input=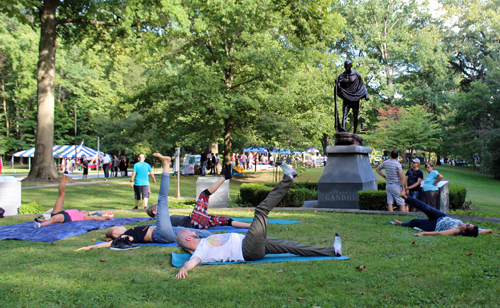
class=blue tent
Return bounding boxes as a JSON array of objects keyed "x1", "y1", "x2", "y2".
[
  {"x1": 243, "y1": 146, "x2": 268, "y2": 154},
  {"x1": 307, "y1": 148, "x2": 320, "y2": 153},
  {"x1": 292, "y1": 150, "x2": 302, "y2": 155}
]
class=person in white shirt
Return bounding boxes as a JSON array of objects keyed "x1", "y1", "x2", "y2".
[
  {"x1": 101, "y1": 151, "x2": 111, "y2": 180},
  {"x1": 175, "y1": 162, "x2": 342, "y2": 279}
]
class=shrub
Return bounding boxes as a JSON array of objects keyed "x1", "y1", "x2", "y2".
[
  {"x1": 449, "y1": 184, "x2": 467, "y2": 210},
  {"x1": 377, "y1": 181, "x2": 386, "y2": 190},
  {"x1": 358, "y1": 190, "x2": 387, "y2": 210},
  {"x1": 18, "y1": 201, "x2": 45, "y2": 215},
  {"x1": 238, "y1": 183, "x2": 317, "y2": 207}
]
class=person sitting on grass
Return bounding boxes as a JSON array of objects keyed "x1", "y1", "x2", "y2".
[
  {"x1": 393, "y1": 194, "x2": 495, "y2": 237},
  {"x1": 146, "y1": 164, "x2": 251, "y2": 230},
  {"x1": 34, "y1": 171, "x2": 113, "y2": 229},
  {"x1": 175, "y1": 162, "x2": 343, "y2": 279},
  {"x1": 76, "y1": 153, "x2": 213, "y2": 251}
]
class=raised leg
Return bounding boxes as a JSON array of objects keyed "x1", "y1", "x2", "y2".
[
  {"x1": 405, "y1": 196, "x2": 446, "y2": 221},
  {"x1": 264, "y1": 238, "x2": 336, "y2": 257},
  {"x1": 242, "y1": 173, "x2": 294, "y2": 260},
  {"x1": 52, "y1": 175, "x2": 68, "y2": 214},
  {"x1": 151, "y1": 153, "x2": 176, "y2": 243}
]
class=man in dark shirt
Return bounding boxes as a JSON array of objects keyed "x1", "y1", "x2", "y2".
[
  {"x1": 405, "y1": 158, "x2": 424, "y2": 212},
  {"x1": 200, "y1": 150, "x2": 207, "y2": 176}
]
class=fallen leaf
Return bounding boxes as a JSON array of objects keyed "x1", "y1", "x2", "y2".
[
  {"x1": 247, "y1": 209, "x2": 251, "y2": 213},
  {"x1": 411, "y1": 241, "x2": 416, "y2": 245},
  {"x1": 360, "y1": 292, "x2": 364, "y2": 295},
  {"x1": 75, "y1": 190, "x2": 78, "y2": 193},
  {"x1": 314, "y1": 210, "x2": 318, "y2": 213},
  {"x1": 99, "y1": 259, "x2": 105, "y2": 263},
  {"x1": 355, "y1": 265, "x2": 367, "y2": 271},
  {"x1": 343, "y1": 237, "x2": 346, "y2": 241},
  {"x1": 246, "y1": 276, "x2": 251, "y2": 279},
  {"x1": 383, "y1": 295, "x2": 389, "y2": 299},
  {"x1": 91, "y1": 238, "x2": 96, "y2": 242},
  {"x1": 219, "y1": 278, "x2": 222, "y2": 281},
  {"x1": 56, "y1": 246, "x2": 61, "y2": 249},
  {"x1": 466, "y1": 251, "x2": 472, "y2": 256},
  {"x1": 296, "y1": 297, "x2": 303, "y2": 301}
]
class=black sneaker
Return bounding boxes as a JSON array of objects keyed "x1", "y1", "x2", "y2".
[{"x1": 110, "y1": 236, "x2": 140, "y2": 251}]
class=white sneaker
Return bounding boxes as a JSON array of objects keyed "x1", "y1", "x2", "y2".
[{"x1": 33, "y1": 221, "x2": 41, "y2": 229}]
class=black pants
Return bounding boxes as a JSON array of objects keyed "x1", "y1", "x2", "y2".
[{"x1": 103, "y1": 163, "x2": 110, "y2": 178}]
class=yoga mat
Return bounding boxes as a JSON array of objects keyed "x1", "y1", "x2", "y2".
[
  {"x1": 233, "y1": 218, "x2": 302, "y2": 224},
  {"x1": 171, "y1": 252, "x2": 349, "y2": 267},
  {"x1": 0, "y1": 218, "x2": 151, "y2": 242}
]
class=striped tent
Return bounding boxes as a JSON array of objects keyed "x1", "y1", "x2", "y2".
[{"x1": 13, "y1": 145, "x2": 106, "y2": 159}]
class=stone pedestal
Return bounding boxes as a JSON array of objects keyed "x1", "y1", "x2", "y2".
[
  {"x1": 196, "y1": 177, "x2": 229, "y2": 208},
  {"x1": 317, "y1": 146, "x2": 377, "y2": 209},
  {"x1": 437, "y1": 181, "x2": 449, "y2": 213},
  {"x1": 0, "y1": 176, "x2": 21, "y2": 216}
]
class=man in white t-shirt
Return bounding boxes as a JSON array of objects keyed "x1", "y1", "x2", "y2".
[
  {"x1": 376, "y1": 150, "x2": 406, "y2": 212},
  {"x1": 175, "y1": 162, "x2": 342, "y2": 279}
]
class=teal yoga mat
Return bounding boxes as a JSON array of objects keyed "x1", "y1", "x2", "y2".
[{"x1": 171, "y1": 252, "x2": 350, "y2": 267}]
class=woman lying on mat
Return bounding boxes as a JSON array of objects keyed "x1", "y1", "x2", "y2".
[
  {"x1": 393, "y1": 194, "x2": 494, "y2": 237},
  {"x1": 34, "y1": 172, "x2": 113, "y2": 229},
  {"x1": 145, "y1": 164, "x2": 250, "y2": 230},
  {"x1": 76, "y1": 153, "x2": 213, "y2": 251}
]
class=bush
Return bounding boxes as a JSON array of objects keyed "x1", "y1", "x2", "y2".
[
  {"x1": 358, "y1": 191, "x2": 387, "y2": 210},
  {"x1": 449, "y1": 184, "x2": 467, "y2": 210},
  {"x1": 18, "y1": 201, "x2": 45, "y2": 215},
  {"x1": 239, "y1": 182, "x2": 318, "y2": 207},
  {"x1": 377, "y1": 181, "x2": 386, "y2": 190}
]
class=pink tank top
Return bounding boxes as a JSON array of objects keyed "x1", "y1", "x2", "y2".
[{"x1": 65, "y1": 209, "x2": 85, "y2": 221}]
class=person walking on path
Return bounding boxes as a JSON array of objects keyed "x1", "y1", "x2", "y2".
[
  {"x1": 175, "y1": 162, "x2": 343, "y2": 279},
  {"x1": 82, "y1": 156, "x2": 89, "y2": 179},
  {"x1": 102, "y1": 152, "x2": 111, "y2": 180},
  {"x1": 376, "y1": 150, "x2": 407, "y2": 212},
  {"x1": 130, "y1": 154, "x2": 156, "y2": 209},
  {"x1": 422, "y1": 162, "x2": 444, "y2": 209},
  {"x1": 113, "y1": 155, "x2": 119, "y2": 177},
  {"x1": 405, "y1": 158, "x2": 424, "y2": 211}
]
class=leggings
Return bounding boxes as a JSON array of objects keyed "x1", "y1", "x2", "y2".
[{"x1": 401, "y1": 196, "x2": 447, "y2": 231}]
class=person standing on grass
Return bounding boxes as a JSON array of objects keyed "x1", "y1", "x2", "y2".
[
  {"x1": 422, "y1": 162, "x2": 444, "y2": 209},
  {"x1": 76, "y1": 153, "x2": 213, "y2": 251},
  {"x1": 146, "y1": 164, "x2": 250, "y2": 229},
  {"x1": 130, "y1": 154, "x2": 156, "y2": 209},
  {"x1": 113, "y1": 155, "x2": 119, "y2": 177},
  {"x1": 102, "y1": 152, "x2": 111, "y2": 180},
  {"x1": 34, "y1": 171, "x2": 113, "y2": 229},
  {"x1": 376, "y1": 150, "x2": 407, "y2": 212},
  {"x1": 393, "y1": 194, "x2": 494, "y2": 237},
  {"x1": 405, "y1": 158, "x2": 424, "y2": 212},
  {"x1": 82, "y1": 156, "x2": 89, "y2": 179},
  {"x1": 175, "y1": 162, "x2": 343, "y2": 279}
]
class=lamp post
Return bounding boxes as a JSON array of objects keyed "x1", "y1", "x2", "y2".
[{"x1": 74, "y1": 103, "x2": 77, "y2": 161}]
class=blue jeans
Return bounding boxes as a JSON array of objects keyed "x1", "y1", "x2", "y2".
[
  {"x1": 153, "y1": 173, "x2": 212, "y2": 243},
  {"x1": 408, "y1": 191, "x2": 420, "y2": 211},
  {"x1": 402, "y1": 196, "x2": 447, "y2": 231}
]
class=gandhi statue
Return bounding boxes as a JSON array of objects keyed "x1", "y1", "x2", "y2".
[{"x1": 335, "y1": 60, "x2": 369, "y2": 134}]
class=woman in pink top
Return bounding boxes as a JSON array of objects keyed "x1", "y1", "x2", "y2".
[{"x1": 34, "y1": 172, "x2": 113, "y2": 228}]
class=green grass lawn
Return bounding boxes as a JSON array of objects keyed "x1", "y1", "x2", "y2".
[{"x1": 1, "y1": 166, "x2": 499, "y2": 307}]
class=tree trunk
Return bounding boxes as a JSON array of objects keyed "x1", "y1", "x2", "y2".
[
  {"x1": 25, "y1": 0, "x2": 60, "y2": 182},
  {"x1": 1, "y1": 70, "x2": 9, "y2": 137},
  {"x1": 223, "y1": 117, "x2": 233, "y2": 166}
]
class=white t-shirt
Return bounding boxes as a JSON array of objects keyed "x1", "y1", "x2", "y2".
[{"x1": 191, "y1": 233, "x2": 245, "y2": 263}]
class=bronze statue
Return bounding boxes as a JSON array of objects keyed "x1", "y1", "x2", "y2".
[{"x1": 334, "y1": 60, "x2": 369, "y2": 134}]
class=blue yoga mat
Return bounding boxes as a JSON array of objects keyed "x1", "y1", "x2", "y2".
[
  {"x1": 171, "y1": 252, "x2": 350, "y2": 267},
  {"x1": 0, "y1": 218, "x2": 151, "y2": 242},
  {"x1": 233, "y1": 218, "x2": 302, "y2": 225}
]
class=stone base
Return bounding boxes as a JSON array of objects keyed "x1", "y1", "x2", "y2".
[
  {"x1": 196, "y1": 177, "x2": 229, "y2": 208},
  {"x1": 317, "y1": 145, "x2": 377, "y2": 209},
  {"x1": 335, "y1": 132, "x2": 364, "y2": 146}
]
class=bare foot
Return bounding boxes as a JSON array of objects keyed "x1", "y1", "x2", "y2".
[
  {"x1": 393, "y1": 219, "x2": 402, "y2": 225},
  {"x1": 153, "y1": 153, "x2": 171, "y2": 170}
]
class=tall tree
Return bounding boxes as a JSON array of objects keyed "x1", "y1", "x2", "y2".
[{"x1": 133, "y1": 0, "x2": 345, "y2": 165}]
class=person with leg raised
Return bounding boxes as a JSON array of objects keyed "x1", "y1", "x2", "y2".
[
  {"x1": 175, "y1": 162, "x2": 342, "y2": 279},
  {"x1": 76, "y1": 153, "x2": 212, "y2": 251}
]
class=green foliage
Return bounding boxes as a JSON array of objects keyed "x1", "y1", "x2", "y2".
[
  {"x1": 238, "y1": 182, "x2": 318, "y2": 207},
  {"x1": 358, "y1": 190, "x2": 387, "y2": 211},
  {"x1": 449, "y1": 184, "x2": 467, "y2": 210},
  {"x1": 18, "y1": 201, "x2": 45, "y2": 215},
  {"x1": 365, "y1": 105, "x2": 441, "y2": 168}
]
